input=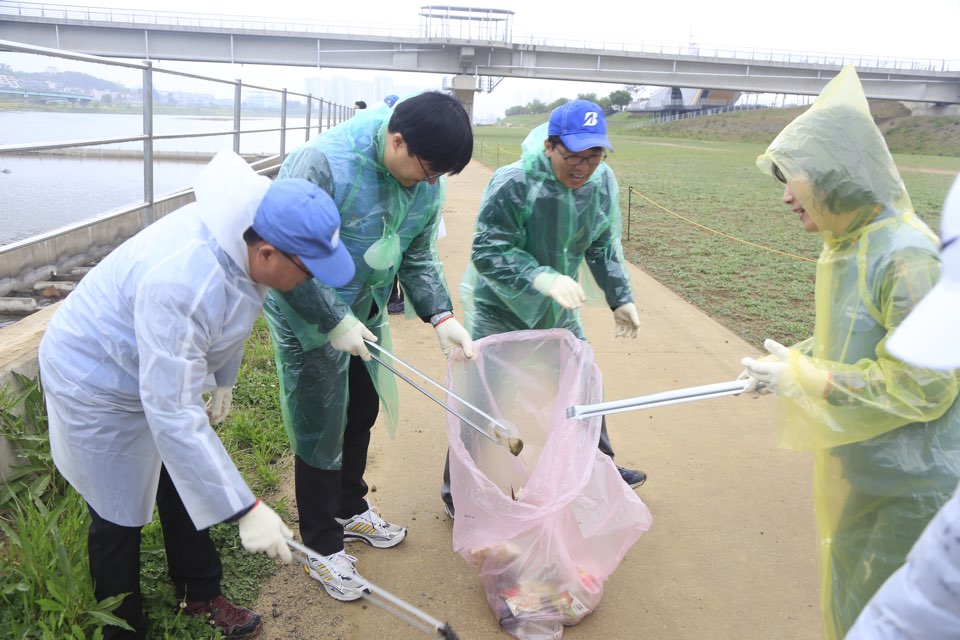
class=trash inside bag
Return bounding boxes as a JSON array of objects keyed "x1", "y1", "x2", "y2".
[{"x1": 446, "y1": 329, "x2": 653, "y2": 640}]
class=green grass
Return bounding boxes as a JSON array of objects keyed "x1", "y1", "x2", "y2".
[
  {"x1": 472, "y1": 113, "x2": 960, "y2": 349},
  {"x1": 0, "y1": 318, "x2": 288, "y2": 639}
]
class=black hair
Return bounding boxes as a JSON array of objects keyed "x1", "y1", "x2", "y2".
[
  {"x1": 354, "y1": 100, "x2": 367, "y2": 109},
  {"x1": 772, "y1": 163, "x2": 787, "y2": 184},
  {"x1": 547, "y1": 135, "x2": 562, "y2": 148},
  {"x1": 243, "y1": 226, "x2": 264, "y2": 245},
  {"x1": 388, "y1": 91, "x2": 473, "y2": 176}
]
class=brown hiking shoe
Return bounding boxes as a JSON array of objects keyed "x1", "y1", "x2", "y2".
[{"x1": 181, "y1": 595, "x2": 263, "y2": 637}]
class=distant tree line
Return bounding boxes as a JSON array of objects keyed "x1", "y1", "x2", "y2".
[
  {"x1": 504, "y1": 85, "x2": 639, "y2": 117},
  {"x1": 0, "y1": 63, "x2": 127, "y2": 92}
]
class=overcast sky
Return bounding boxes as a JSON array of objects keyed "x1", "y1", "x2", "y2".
[{"x1": 3, "y1": 0, "x2": 958, "y2": 119}]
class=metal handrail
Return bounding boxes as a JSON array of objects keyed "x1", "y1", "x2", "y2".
[{"x1": 0, "y1": 39, "x2": 350, "y2": 207}]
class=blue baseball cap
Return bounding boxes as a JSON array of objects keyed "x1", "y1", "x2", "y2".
[
  {"x1": 253, "y1": 179, "x2": 354, "y2": 288},
  {"x1": 548, "y1": 99, "x2": 612, "y2": 152},
  {"x1": 383, "y1": 94, "x2": 399, "y2": 107}
]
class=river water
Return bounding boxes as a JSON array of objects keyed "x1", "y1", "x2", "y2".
[{"x1": 0, "y1": 111, "x2": 316, "y2": 246}]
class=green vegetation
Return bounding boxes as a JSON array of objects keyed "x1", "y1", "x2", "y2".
[
  {"x1": 473, "y1": 108, "x2": 960, "y2": 349},
  {"x1": 505, "y1": 86, "x2": 637, "y2": 116},
  {"x1": 0, "y1": 318, "x2": 288, "y2": 639}
]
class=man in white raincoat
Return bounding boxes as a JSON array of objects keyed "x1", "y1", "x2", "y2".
[
  {"x1": 441, "y1": 100, "x2": 645, "y2": 517},
  {"x1": 845, "y1": 174, "x2": 960, "y2": 638},
  {"x1": 38, "y1": 151, "x2": 354, "y2": 639},
  {"x1": 263, "y1": 91, "x2": 475, "y2": 601},
  {"x1": 740, "y1": 67, "x2": 960, "y2": 639}
]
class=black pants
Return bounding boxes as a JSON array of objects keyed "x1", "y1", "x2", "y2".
[
  {"x1": 295, "y1": 354, "x2": 380, "y2": 556},
  {"x1": 88, "y1": 465, "x2": 222, "y2": 640},
  {"x1": 440, "y1": 417, "x2": 616, "y2": 510}
]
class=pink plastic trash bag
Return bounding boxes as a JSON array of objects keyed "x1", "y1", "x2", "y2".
[{"x1": 446, "y1": 329, "x2": 652, "y2": 640}]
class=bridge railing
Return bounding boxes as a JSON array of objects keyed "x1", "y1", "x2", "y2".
[
  {"x1": 0, "y1": 39, "x2": 350, "y2": 297},
  {"x1": 2, "y1": 1, "x2": 957, "y2": 72}
]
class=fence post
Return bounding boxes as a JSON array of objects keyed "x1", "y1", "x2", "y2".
[
  {"x1": 280, "y1": 89, "x2": 288, "y2": 160},
  {"x1": 626, "y1": 187, "x2": 632, "y2": 241},
  {"x1": 142, "y1": 61, "x2": 154, "y2": 213},
  {"x1": 305, "y1": 94, "x2": 312, "y2": 141},
  {"x1": 233, "y1": 79, "x2": 241, "y2": 154}
]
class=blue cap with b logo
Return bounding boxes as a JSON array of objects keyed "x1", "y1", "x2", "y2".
[{"x1": 547, "y1": 99, "x2": 612, "y2": 152}]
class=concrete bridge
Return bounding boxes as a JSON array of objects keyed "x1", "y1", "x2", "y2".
[{"x1": 1, "y1": 1, "x2": 959, "y2": 111}]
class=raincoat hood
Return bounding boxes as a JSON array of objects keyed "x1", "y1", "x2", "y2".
[
  {"x1": 757, "y1": 65, "x2": 913, "y2": 243},
  {"x1": 193, "y1": 150, "x2": 271, "y2": 277}
]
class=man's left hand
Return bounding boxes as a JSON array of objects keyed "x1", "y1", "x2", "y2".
[{"x1": 435, "y1": 318, "x2": 474, "y2": 359}]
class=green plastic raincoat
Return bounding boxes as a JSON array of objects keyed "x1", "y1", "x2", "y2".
[
  {"x1": 461, "y1": 123, "x2": 633, "y2": 340},
  {"x1": 756, "y1": 65, "x2": 960, "y2": 639},
  {"x1": 263, "y1": 106, "x2": 452, "y2": 468}
]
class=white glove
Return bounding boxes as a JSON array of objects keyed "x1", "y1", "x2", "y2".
[
  {"x1": 737, "y1": 368, "x2": 770, "y2": 396},
  {"x1": 435, "y1": 317, "x2": 474, "y2": 358},
  {"x1": 328, "y1": 315, "x2": 377, "y2": 361},
  {"x1": 237, "y1": 500, "x2": 293, "y2": 563},
  {"x1": 613, "y1": 303, "x2": 640, "y2": 339},
  {"x1": 205, "y1": 387, "x2": 233, "y2": 425},
  {"x1": 532, "y1": 273, "x2": 586, "y2": 310},
  {"x1": 740, "y1": 339, "x2": 790, "y2": 393}
]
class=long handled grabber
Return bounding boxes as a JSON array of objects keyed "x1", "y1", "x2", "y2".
[
  {"x1": 363, "y1": 340, "x2": 524, "y2": 456},
  {"x1": 566, "y1": 379, "x2": 752, "y2": 420},
  {"x1": 285, "y1": 539, "x2": 459, "y2": 639}
]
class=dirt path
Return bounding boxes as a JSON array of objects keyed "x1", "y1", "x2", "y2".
[{"x1": 254, "y1": 161, "x2": 820, "y2": 640}]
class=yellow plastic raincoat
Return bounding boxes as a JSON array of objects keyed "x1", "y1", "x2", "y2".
[
  {"x1": 263, "y1": 106, "x2": 452, "y2": 468},
  {"x1": 461, "y1": 123, "x2": 633, "y2": 340},
  {"x1": 756, "y1": 65, "x2": 960, "y2": 639}
]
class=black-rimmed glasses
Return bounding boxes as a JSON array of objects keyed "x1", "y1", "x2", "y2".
[
  {"x1": 416, "y1": 156, "x2": 444, "y2": 182},
  {"x1": 554, "y1": 145, "x2": 606, "y2": 168},
  {"x1": 278, "y1": 249, "x2": 313, "y2": 279}
]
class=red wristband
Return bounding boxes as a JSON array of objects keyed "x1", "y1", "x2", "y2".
[{"x1": 434, "y1": 315, "x2": 454, "y2": 328}]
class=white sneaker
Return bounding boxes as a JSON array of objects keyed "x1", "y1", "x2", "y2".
[
  {"x1": 336, "y1": 501, "x2": 407, "y2": 549},
  {"x1": 303, "y1": 550, "x2": 367, "y2": 602}
]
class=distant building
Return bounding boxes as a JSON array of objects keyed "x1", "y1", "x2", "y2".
[
  {"x1": 624, "y1": 86, "x2": 771, "y2": 124},
  {"x1": 628, "y1": 87, "x2": 742, "y2": 117}
]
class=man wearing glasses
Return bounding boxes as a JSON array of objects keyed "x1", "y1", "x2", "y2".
[
  {"x1": 38, "y1": 152, "x2": 354, "y2": 638},
  {"x1": 440, "y1": 99, "x2": 645, "y2": 518},
  {"x1": 263, "y1": 91, "x2": 475, "y2": 601}
]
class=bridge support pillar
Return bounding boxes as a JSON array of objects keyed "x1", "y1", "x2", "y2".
[{"x1": 447, "y1": 74, "x2": 477, "y2": 122}]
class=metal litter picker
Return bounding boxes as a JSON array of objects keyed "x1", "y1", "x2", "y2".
[
  {"x1": 286, "y1": 539, "x2": 459, "y2": 639},
  {"x1": 567, "y1": 379, "x2": 752, "y2": 419},
  {"x1": 364, "y1": 340, "x2": 524, "y2": 455}
]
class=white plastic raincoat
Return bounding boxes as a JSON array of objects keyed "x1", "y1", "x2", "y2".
[
  {"x1": 39, "y1": 152, "x2": 268, "y2": 529},
  {"x1": 756, "y1": 66, "x2": 960, "y2": 639},
  {"x1": 263, "y1": 105, "x2": 452, "y2": 468},
  {"x1": 461, "y1": 123, "x2": 633, "y2": 340}
]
